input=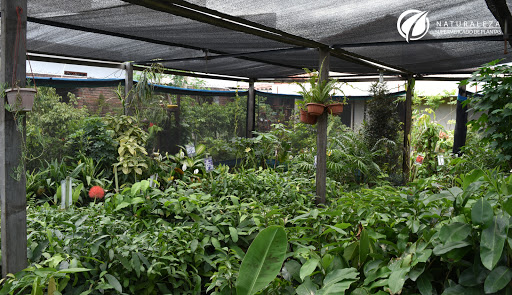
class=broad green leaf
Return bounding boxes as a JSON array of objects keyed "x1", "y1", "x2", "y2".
[
  {"x1": 104, "y1": 274, "x2": 122, "y2": 293},
  {"x1": 442, "y1": 284, "x2": 465, "y2": 295},
  {"x1": 484, "y1": 266, "x2": 512, "y2": 294},
  {"x1": 283, "y1": 260, "x2": 302, "y2": 282},
  {"x1": 471, "y1": 198, "x2": 493, "y2": 228},
  {"x1": 132, "y1": 252, "x2": 141, "y2": 278},
  {"x1": 318, "y1": 281, "x2": 357, "y2": 295},
  {"x1": 131, "y1": 182, "x2": 142, "y2": 196},
  {"x1": 323, "y1": 268, "x2": 359, "y2": 287},
  {"x1": 190, "y1": 239, "x2": 198, "y2": 252},
  {"x1": 388, "y1": 268, "x2": 409, "y2": 294},
  {"x1": 229, "y1": 227, "x2": 239, "y2": 243},
  {"x1": 433, "y1": 241, "x2": 471, "y2": 255},
  {"x1": 300, "y1": 258, "x2": 320, "y2": 281},
  {"x1": 439, "y1": 223, "x2": 471, "y2": 242},
  {"x1": 504, "y1": 197, "x2": 512, "y2": 216},
  {"x1": 417, "y1": 273, "x2": 432, "y2": 295},
  {"x1": 351, "y1": 288, "x2": 370, "y2": 295},
  {"x1": 296, "y1": 278, "x2": 318, "y2": 295},
  {"x1": 236, "y1": 226, "x2": 287, "y2": 295},
  {"x1": 481, "y1": 216, "x2": 508, "y2": 270},
  {"x1": 211, "y1": 237, "x2": 221, "y2": 249},
  {"x1": 359, "y1": 229, "x2": 370, "y2": 266},
  {"x1": 57, "y1": 268, "x2": 91, "y2": 274}
]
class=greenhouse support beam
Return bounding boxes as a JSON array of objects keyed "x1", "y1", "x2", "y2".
[
  {"x1": 246, "y1": 80, "x2": 255, "y2": 138},
  {"x1": 0, "y1": 0, "x2": 28, "y2": 277},
  {"x1": 124, "y1": 62, "x2": 134, "y2": 116},
  {"x1": 316, "y1": 49, "x2": 329, "y2": 206},
  {"x1": 453, "y1": 85, "x2": 468, "y2": 156},
  {"x1": 403, "y1": 76, "x2": 414, "y2": 183}
]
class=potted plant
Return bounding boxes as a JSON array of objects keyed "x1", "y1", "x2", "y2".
[
  {"x1": 296, "y1": 100, "x2": 317, "y2": 125},
  {"x1": 5, "y1": 86, "x2": 36, "y2": 112},
  {"x1": 326, "y1": 95, "x2": 347, "y2": 115},
  {"x1": 297, "y1": 67, "x2": 341, "y2": 116}
]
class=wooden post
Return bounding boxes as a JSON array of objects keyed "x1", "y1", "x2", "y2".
[
  {"x1": 246, "y1": 79, "x2": 255, "y2": 138},
  {"x1": 124, "y1": 62, "x2": 134, "y2": 116},
  {"x1": 316, "y1": 49, "x2": 329, "y2": 206},
  {"x1": 402, "y1": 76, "x2": 414, "y2": 183},
  {"x1": 1, "y1": 0, "x2": 28, "y2": 277},
  {"x1": 452, "y1": 84, "x2": 468, "y2": 156}
]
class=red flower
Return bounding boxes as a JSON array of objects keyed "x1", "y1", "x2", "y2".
[
  {"x1": 149, "y1": 123, "x2": 154, "y2": 128},
  {"x1": 416, "y1": 155, "x2": 424, "y2": 164},
  {"x1": 88, "y1": 186, "x2": 105, "y2": 199}
]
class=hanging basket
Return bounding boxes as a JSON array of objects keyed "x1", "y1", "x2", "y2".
[
  {"x1": 300, "y1": 109, "x2": 317, "y2": 125},
  {"x1": 5, "y1": 88, "x2": 36, "y2": 112},
  {"x1": 327, "y1": 103, "x2": 344, "y2": 115},
  {"x1": 306, "y1": 103, "x2": 325, "y2": 116}
]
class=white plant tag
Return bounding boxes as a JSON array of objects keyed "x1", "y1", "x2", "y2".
[
  {"x1": 205, "y1": 157, "x2": 214, "y2": 172},
  {"x1": 185, "y1": 144, "x2": 196, "y2": 157},
  {"x1": 438, "y1": 155, "x2": 445, "y2": 166}
]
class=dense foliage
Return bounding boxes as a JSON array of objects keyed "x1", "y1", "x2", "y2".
[
  {"x1": 464, "y1": 60, "x2": 512, "y2": 167},
  {"x1": 5, "y1": 166, "x2": 512, "y2": 294},
  {"x1": 363, "y1": 83, "x2": 402, "y2": 176}
]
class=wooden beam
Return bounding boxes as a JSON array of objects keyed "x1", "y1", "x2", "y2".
[
  {"x1": 124, "y1": 62, "x2": 134, "y2": 115},
  {"x1": 402, "y1": 76, "x2": 414, "y2": 183},
  {"x1": 1, "y1": 0, "x2": 28, "y2": 277},
  {"x1": 246, "y1": 80, "x2": 256, "y2": 138},
  {"x1": 452, "y1": 85, "x2": 468, "y2": 156},
  {"x1": 316, "y1": 49, "x2": 329, "y2": 206}
]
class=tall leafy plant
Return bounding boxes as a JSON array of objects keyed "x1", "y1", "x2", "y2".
[
  {"x1": 363, "y1": 82, "x2": 402, "y2": 175},
  {"x1": 463, "y1": 60, "x2": 512, "y2": 167}
]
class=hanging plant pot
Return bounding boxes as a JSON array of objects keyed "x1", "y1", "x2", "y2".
[
  {"x1": 5, "y1": 88, "x2": 36, "y2": 112},
  {"x1": 306, "y1": 103, "x2": 325, "y2": 116},
  {"x1": 300, "y1": 109, "x2": 318, "y2": 125},
  {"x1": 327, "y1": 103, "x2": 344, "y2": 115}
]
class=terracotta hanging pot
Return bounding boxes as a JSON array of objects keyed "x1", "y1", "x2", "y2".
[
  {"x1": 5, "y1": 88, "x2": 36, "y2": 112},
  {"x1": 300, "y1": 109, "x2": 317, "y2": 125},
  {"x1": 327, "y1": 103, "x2": 344, "y2": 115},
  {"x1": 306, "y1": 103, "x2": 325, "y2": 116}
]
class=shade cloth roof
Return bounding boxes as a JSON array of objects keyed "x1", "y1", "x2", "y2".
[{"x1": 3, "y1": 0, "x2": 512, "y2": 79}]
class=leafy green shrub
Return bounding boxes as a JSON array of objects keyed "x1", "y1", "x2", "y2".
[
  {"x1": 104, "y1": 115, "x2": 149, "y2": 179},
  {"x1": 363, "y1": 82, "x2": 402, "y2": 174},
  {"x1": 66, "y1": 117, "x2": 117, "y2": 173},
  {"x1": 26, "y1": 87, "x2": 89, "y2": 171},
  {"x1": 464, "y1": 60, "x2": 512, "y2": 167}
]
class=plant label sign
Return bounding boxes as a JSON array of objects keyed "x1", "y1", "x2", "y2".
[
  {"x1": 185, "y1": 144, "x2": 196, "y2": 157},
  {"x1": 204, "y1": 157, "x2": 214, "y2": 172},
  {"x1": 438, "y1": 155, "x2": 445, "y2": 166}
]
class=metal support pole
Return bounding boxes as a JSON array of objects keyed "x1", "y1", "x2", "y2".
[
  {"x1": 124, "y1": 62, "x2": 134, "y2": 115},
  {"x1": 246, "y1": 79, "x2": 255, "y2": 138},
  {"x1": 316, "y1": 49, "x2": 329, "y2": 206},
  {"x1": 402, "y1": 76, "x2": 414, "y2": 183},
  {"x1": 1, "y1": 0, "x2": 28, "y2": 277},
  {"x1": 453, "y1": 85, "x2": 468, "y2": 156}
]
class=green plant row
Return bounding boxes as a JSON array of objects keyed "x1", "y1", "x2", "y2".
[{"x1": 4, "y1": 167, "x2": 512, "y2": 294}]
